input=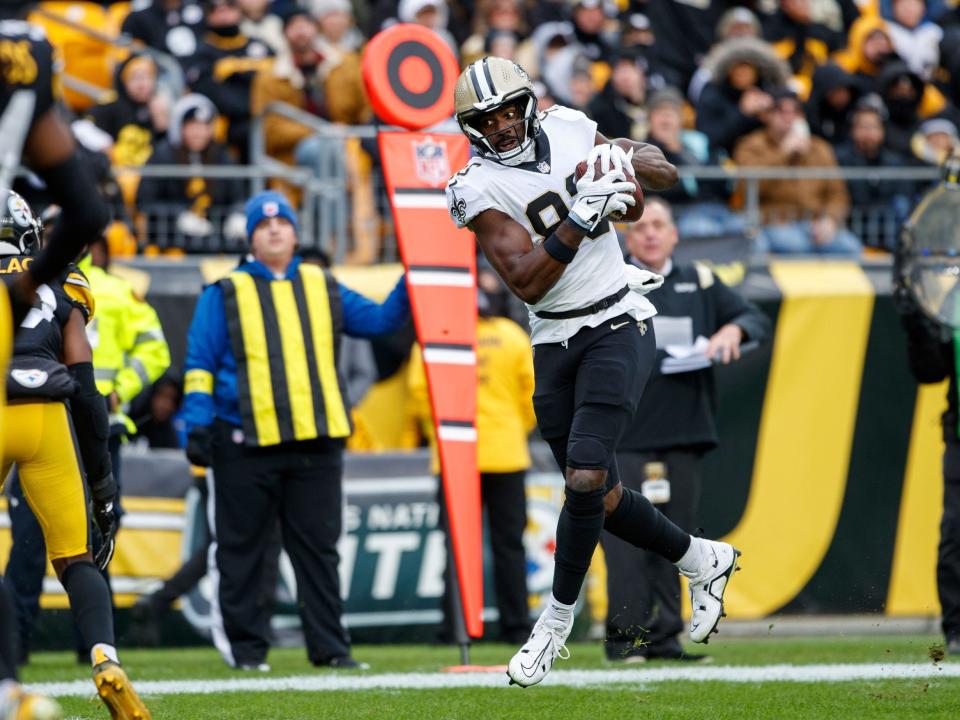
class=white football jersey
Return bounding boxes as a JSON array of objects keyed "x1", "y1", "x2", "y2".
[{"x1": 445, "y1": 105, "x2": 656, "y2": 345}]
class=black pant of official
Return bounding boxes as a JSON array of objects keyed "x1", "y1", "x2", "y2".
[
  {"x1": 149, "y1": 492, "x2": 281, "y2": 615},
  {"x1": 439, "y1": 471, "x2": 531, "y2": 644},
  {"x1": 208, "y1": 420, "x2": 350, "y2": 667},
  {"x1": 601, "y1": 448, "x2": 703, "y2": 660},
  {"x1": 940, "y1": 442, "x2": 960, "y2": 644}
]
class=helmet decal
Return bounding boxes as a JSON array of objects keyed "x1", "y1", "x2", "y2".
[{"x1": 7, "y1": 192, "x2": 33, "y2": 228}]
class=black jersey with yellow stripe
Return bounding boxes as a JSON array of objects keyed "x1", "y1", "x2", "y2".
[
  {"x1": 0, "y1": 19, "x2": 59, "y2": 125},
  {"x1": 2, "y1": 257, "x2": 93, "y2": 400}
]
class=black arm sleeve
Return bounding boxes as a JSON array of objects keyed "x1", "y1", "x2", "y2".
[
  {"x1": 67, "y1": 362, "x2": 113, "y2": 496},
  {"x1": 710, "y1": 275, "x2": 772, "y2": 343},
  {"x1": 29, "y1": 151, "x2": 110, "y2": 286}
]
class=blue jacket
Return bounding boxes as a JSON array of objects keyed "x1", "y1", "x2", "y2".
[{"x1": 183, "y1": 257, "x2": 409, "y2": 432}]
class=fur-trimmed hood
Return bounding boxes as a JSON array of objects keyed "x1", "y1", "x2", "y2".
[{"x1": 701, "y1": 37, "x2": 791, "y2": 89}]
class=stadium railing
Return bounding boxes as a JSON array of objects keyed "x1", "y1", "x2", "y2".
[{"x1": 116, "y1": 162, "x2": 322, "y2": 253}]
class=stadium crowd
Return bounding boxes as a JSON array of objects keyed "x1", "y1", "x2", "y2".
[{"x1": 21, "y1": 0, "x2": 959, "y2": 258}]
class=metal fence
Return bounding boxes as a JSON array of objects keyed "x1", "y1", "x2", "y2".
[{"x1": 109, "y1": 112, "x2": 945, "y2": 261}]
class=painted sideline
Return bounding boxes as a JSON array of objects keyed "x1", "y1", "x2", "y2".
[{"x1": 28, "y1": 663, "x2": 960, "y2": 698}]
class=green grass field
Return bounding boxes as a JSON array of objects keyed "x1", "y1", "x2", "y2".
[{"x1": 20, "y1": 635, "x2": 960, "y2": 719}]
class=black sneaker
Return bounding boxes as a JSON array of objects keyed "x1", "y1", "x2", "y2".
[{"x1": 314, "y1": 656, "x2": 369, "y2": 670}]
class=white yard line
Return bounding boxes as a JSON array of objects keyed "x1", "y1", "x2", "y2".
[{"x1": 27, "y1": 662, "x2": 960, "y2": 698}]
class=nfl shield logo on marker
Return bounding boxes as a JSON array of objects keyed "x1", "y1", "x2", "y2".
[{"x1": 413, "y1": 138, "x2": 450, "y2": 186}]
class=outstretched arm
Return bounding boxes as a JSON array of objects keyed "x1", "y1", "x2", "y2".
[{"x1": 595, "y1": 132, "x2": 678, "y2": 191}]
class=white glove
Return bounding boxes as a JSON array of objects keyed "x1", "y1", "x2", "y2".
[
  {"x1": 624, "y1": 264, "x2": 663, "y2": 296},
  {"x1": 223, "y1": 211, "x2": 247, "y2": 241},
  {"x1": 610, "y1": 144, "x2": 636, "y2": 178},
  {"x1": 569, "y1": 158, "x2": 636, "y2": 232},
  {"x1": 176, "y1": 211, "x2": 214, "y2": 237},
  {"x1": 590, "y1": 142, "x2": 636, "y2": 178}
]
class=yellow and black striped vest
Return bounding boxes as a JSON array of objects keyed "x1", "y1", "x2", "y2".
[{"x1": 219, "y1": 264, "x2": 351, "y2": 447}]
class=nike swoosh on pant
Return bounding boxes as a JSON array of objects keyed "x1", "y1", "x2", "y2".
[{"x1": 611, "y1": 321, "x2": 630, "y2": 330}]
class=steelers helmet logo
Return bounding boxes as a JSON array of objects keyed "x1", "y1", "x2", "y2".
[{"x1": 7, "y1": 192, "x2": 34, "y2": 228}]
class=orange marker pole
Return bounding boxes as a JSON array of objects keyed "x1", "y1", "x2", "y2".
[{"x1": 363, "y1": 25, "x2": 484, "y2": 650}]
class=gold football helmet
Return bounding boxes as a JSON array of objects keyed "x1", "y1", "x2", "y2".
[{"x1": 454, "y1": 56, "x2": 540, "y2": 163}]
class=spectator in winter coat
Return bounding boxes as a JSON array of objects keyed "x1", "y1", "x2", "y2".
[
  {"x1": 687, "y1": 7, "x2": 763, "y2": 105},
  {"x1": 460, "y1": 0, "x2": 527, "y2": 67},
  {"x1": 314, "y1": 0, "x2": 366, "y2": 53},
  {"x1": 643, "y1": 0, "x2": 733, "y2": 91},
  {"x1": 121, "y1": 0, "x2": 205, "y2": 60},
  {"x1": 586, "y1": 47, "x2": 648, "y2": 141},
  {"x1": 79, "y1": 54, "x2": 170, "y2": 167},
  {"x1": 833, "y1": 14, "x2": 897, "y2": 88},
  {"x1": 885, "y1": 0, "x2": 942, "y2": 81},
  {"x1": 734, "y1": 88, "x2": 860, "y2": 256},
  {"x1": 834, "y1": 95, "x2": 917, "y2": 250},
  {"x1": 876, "y1": 60, "x2": 958, "y2": 156},
  {"x1": 645, "y1": 87, "x2": 743, "y2": 239},
  {"x1": 762, "y1": 0, "x2": 842, "y2": 99},
  {"x1": 805, "y1": 61, "x2": 861, "y2": 146},
  {"x1": 136, "y1": 94, "x2": 246, "y2": 252},
  {"x1": 184, "y1": 0, "x2": 275, "y2": 159},
  {"x1": 237, "y1": 0, "x2": 287, "y2": 55},
  {"x1": 696, "y1": 37, "x2": 791, "y2": 154}
]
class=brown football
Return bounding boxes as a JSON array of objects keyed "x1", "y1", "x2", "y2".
[{"x1": 574, "y1": 158, "x2": 644, "y2": 223}]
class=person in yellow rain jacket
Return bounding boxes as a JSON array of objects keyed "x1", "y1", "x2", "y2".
[
  {"x1": 408, "y1": 269, "x2": 536, "y2": 643},
  {"x1": 78, "y1": 233, "x2": 171, "y2": 492}
]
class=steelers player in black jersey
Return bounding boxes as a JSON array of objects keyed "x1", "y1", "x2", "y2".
[
  {"x1": 0, "y1": 3, "x2": 112, "y2": 717},
  {"x1": 0, "y1": 191, "x2": 150, "y2": 719}
]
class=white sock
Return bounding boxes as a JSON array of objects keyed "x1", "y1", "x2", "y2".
[
  {"x1": 91, "y1": 643, "x2": 119, "y2": 667},
  {"x1": 545, "y1": 594, "x2": 575, "y2": 624},
  {"x1": 675, "y1": 536, "x2": 705, "y2": 576}
]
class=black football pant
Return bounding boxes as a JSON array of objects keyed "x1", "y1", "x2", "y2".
[
  {"x1": 602, "y1": 449, "x2": 702, "y2": 659},
  {"x1": 940, "y1": 441, "x2": 960, "y2": 643},
  {"x1": 439, "y1": 471, "x2": 531, "y2": 643},
  {"x1": 208, "y1": 420, "x2": 350, "y2": 667}
]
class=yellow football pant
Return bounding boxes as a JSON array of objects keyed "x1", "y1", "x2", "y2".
[{"x1": 1, "y1": 401, "x2": 89, "y2": 560}]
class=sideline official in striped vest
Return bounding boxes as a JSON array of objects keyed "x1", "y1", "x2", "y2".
[{"x1": 181, "y1": 191, "x2": 409, "y2": 670}]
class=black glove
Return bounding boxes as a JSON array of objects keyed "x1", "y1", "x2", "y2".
[
  {"x1": 88, "y1": 468, "x2": 117, "y2": 506},
  {"x1": 93, "y1": 498, "x2": 118, "y2": 571},
  {"x1": 186, "y1": 426, "x2": 213, "y2": 468}
]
